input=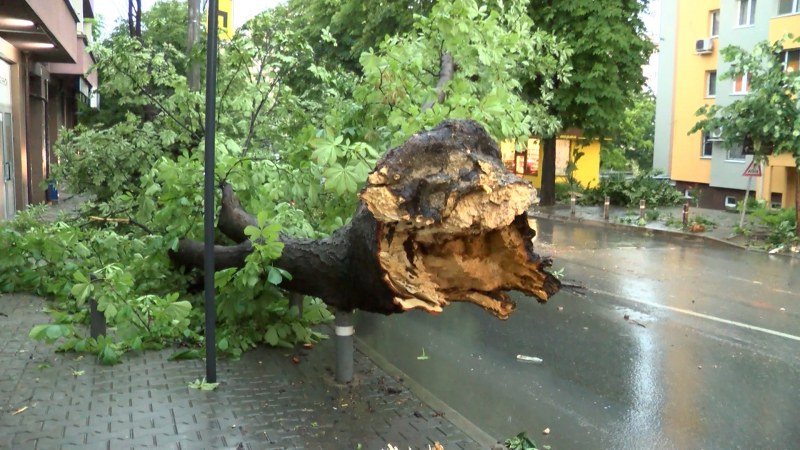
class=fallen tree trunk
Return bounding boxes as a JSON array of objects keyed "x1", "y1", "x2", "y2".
[{"x1": 170, "y1": 119, "x2": 561, "y2": 318}]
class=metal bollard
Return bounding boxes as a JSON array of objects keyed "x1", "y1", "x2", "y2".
[
  {"x1": 639, "y1": 199, "x2": 646, "y2": 220},
  {"x1": 89, "y1": 299, "x2": 106, "y2": 338},
  {"x1": 603, "y1": 196, "x2": 610, "y2": 221},
  {"x1": 290, "y1": 293, "x2": 304, "y2": 318},
  {"x1": 570, "y1": 194, "x2": 577, "y2": 216},
  {"x1": 683, "y1": 202, "x2": 689, "y2": 227},
  {"x1": 335, "y1": 311, "x2": 354, "y2": 383}
]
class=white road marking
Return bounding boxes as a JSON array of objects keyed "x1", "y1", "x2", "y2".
[{"x1": 591, "y1": 288, "x2": 800, "y2": 342}]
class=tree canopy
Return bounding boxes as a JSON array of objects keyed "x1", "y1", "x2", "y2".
[
  {"x1": 601, "y1": 89, "x2": 656, "y2": 172},
  {"x1": 285, "y1": 0, "x2": 656, "y2": 204},
  {"x1": 5, "y1": 0, "x2": 566, "y2": 363}
]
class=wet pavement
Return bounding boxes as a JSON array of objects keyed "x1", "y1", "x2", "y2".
[
  {"x1": 6, "y1": 193, "x2": 799, "y2": 449},
  {"x1": 356, "y1": 219, "x2": 800, "y2": 450},
  {"x1": 0, "y1": 294, "x2": 486, "y2": 450}
]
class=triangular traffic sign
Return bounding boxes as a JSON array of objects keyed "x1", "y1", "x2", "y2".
[{"x1": 742, "y1": 160, "x2": 762, "y2": 177}]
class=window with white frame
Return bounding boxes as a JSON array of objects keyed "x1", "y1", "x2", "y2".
[
  {"x1": 778, "y1": 0, "x2": 799, "y2": 15},
  {"x1": 738, "y1": 0, "x2": 756, "y2": 25},
  {"x1": 781, "y1": 49, "x2": 800, "y2": 72},
  {"x1": 701, "y1": 133, "x2": 713, "y2": 157},
  {"x1": 710, "y1": 10, "x2": 720, "y2": 36},
  {"x1": 732, "y1": 73, "x2": 750, "y2": 94},
  {"x1": 706, "y1": 71, "x2": 717, "y2": 97},
  {"x1": 725, "y1": 196, "x2": 738, "y2": 208},
  {"x1": 726, "y1": 146, "x2": 746, "y2": 161}
]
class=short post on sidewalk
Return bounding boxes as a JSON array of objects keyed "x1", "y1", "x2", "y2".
[
  {"x1": 570, "y1": 193, "x2": 577, "y2": 216},
  {"x1": 683, "y1": 201, "x2": 689, "y2": 228},
  {"x1": 603, "y1": 196, "x2": 610, "y2": 221},
  {"x1": 89, "y1": 299, "x2": 106, "y2": 338},
  {"x1": 335, "y1": 310, "x2": 354, "y2": 383},
  {"x1": 290, "y1": 293, "x2": 304, "y2": 318},
  {"x1": 639, "y1": 199, "x2": 646, "y2": 220}
]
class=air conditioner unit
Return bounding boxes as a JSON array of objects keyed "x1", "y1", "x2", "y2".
[
  {"x1": 708, "y1": 129, "x2": 723, "y2": 141},
  {"x1": 695, "y1": 38, "x2": 713, "y2": 54}
]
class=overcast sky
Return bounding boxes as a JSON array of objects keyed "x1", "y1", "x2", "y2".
[{"x1": 93, "y1": 0, "x2": 285, "y2": 35}]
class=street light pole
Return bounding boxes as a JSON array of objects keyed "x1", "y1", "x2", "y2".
[{"x1": 203, "y1": 0, "x2": 220, "y2": 383}]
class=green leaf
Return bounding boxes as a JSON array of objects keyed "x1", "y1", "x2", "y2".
[
  {"x1": 29, "y1": 324, "x2": 50, "y2": 340},
  {"x1": 104, "y1": 303, "x2": 118, "y2": 320},
  {"x1": 98, "y1": 344, "x2": 120, "y2": 365},
  {"x1": 267, "y1": 267, "x2": 283, "y2": 285},
  {"x1": 244, "y1": 225, "x2": 261, "y2": 241},
  {"x1": 265, "y1": 327, "x2": 279, "y2": 346},
  {"x1": 70, "y1": 283, "x2": 93, "y2": 305},
  {"x1": 188, "y1": 378, "x2": 220, "y2": 391},
  {"x1": 168, "y1": 348, "x2": 203, "y2": 361},
  {"x1": 45, "y1": 325, "x2": 63, "y2": 340},
  {"x1": 164, "y1": 300, "x2": 192, "y2": 320}
]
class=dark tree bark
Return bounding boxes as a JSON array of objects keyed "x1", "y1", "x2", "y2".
[
  {"x1": 170, "y1": 120, "x2": 561, "y2": 319},
  {"x1": 539, "y1": 136, "x2": 557, "y2": 206}
]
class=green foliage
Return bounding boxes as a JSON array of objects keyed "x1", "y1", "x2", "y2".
[
  {"x1": 601, "y1": 90, "x2": 656, "y2": 171},
  {"x1": 691, "y1": 215, "x2": 716, "y2": 228},
  {"x1": 188, "y1": 378, "x2": 220, "y2": 391},
  {"x1": 505, "y1": 432, "x2": 538, "y2": 450},
  {"x1": 287, "y1": 0, "x2": 437, "y2": 76},
  {"x1": 749, "y1": 205, "x2": 798, "y2": 248},
  {"x1": 12, "y1": 0, "x2": 572, "y2": 364},
  {"x1": 582, "y1": 171, "x2": 684, "y2": 207}
]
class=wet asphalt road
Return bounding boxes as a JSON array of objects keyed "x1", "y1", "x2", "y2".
[{"x1": 355, "y1": 218, "x2": 800, "y2": 450}]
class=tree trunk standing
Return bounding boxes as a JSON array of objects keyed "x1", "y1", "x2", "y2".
[
  {"x1": 170, "y1": 120, "x2": 561, "y2": 319},
  {"x1": 128, "y1": 0, "x2": 142, "y2": 39},
  {"x1": 187, "y1": 0, "x2": 202, "y2": 91},
  {"x1": 539, "y1": 136, "x2": 557, "y2": 206}
]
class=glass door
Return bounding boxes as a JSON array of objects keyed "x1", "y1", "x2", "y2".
[{"x1": 0, "y1": 111, "x2": 15, "y2": 220}]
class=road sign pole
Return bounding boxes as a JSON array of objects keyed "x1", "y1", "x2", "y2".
[{"x1": 739, "y1": 175, "x2": 753, "y2": 230}]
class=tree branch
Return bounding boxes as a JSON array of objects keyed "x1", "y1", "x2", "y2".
[{"x1": 421, "y1": 53, "x2": 454, "y2": 112}]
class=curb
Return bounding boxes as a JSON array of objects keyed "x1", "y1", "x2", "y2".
[{"x1": 529, "y1": 211, "x2": 750, "y2": 251}]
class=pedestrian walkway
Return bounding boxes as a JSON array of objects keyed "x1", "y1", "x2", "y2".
[
  {"x1": 531, "y1": 203, "x2": 774, "y2": 251},
  {"x1": 0, "y1": 294, "x2": 487, "y2": 450}
]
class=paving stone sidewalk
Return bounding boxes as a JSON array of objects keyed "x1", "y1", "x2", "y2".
[{"x1": 0, "y1": 294, "x2": 486, "y2": 450}]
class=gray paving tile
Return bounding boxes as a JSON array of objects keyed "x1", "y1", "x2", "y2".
[{"x1": 0, "y1": 294, "x2": 489, "y2": 449}]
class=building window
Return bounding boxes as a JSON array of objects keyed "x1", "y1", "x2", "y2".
[
  {"x1": 726, "y1": 146, "x2": 746, "y2": 161},
  {"x1": 701, "y1": 133, "x2": 714, "y2": 157},
  {"x1": 554, "y1": 139, "x2": 570, "y2": 176},
  {"x1": 501, "y1": 138, "x2": 540, "y2": 176},
  {"x1": 778, "y1": 0, "x2": 799, "y2": 15},
  {"x1": 781, "y1": 49, "x2": 800, "y2": 72},
  {"x1": 732, "y1": 73, "x2": 750, "y2": 94},
  {"x1": 706, "y1": 71, "x2": 717, "y2": 97},
  {"x1": 710, "y1": 10, "x2": 720, "y2": 36},
  {"x1": 725, "y1": 196, "x2": 738, "y2": 208},
  {"x1": 738, "y1": 0, "x2": 756, "y2": 25}
]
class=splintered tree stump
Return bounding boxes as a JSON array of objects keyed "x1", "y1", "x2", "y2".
[{"x1": 170, "y1": 119, "x2": 561, "y2": 318}]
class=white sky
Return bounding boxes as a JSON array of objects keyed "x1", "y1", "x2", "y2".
[
  {"x1": 93, "y1": 0, "x2": 661, "y2": 92},
  {"x1": 93, "y1": 0, "x2": 285, "y2": 35}
]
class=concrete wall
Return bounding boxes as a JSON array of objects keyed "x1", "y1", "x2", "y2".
[{"x1": 652, "y1": 0, "x2": 678, "y2": 175}]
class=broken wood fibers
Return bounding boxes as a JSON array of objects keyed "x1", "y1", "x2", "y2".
[{"x1": 361, "y1": 120, "x2": 560, "y2": 319}]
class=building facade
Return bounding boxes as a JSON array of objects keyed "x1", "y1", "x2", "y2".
[
  {"x1": 500, "y1": 133, "x2": 601, "y2": 190},
  {"x1": 0, "y1": 0, "x2": 97, "y2": 220},
  {"x1": 654, "y1": 0, "x2": 799, "y2": 209}
]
